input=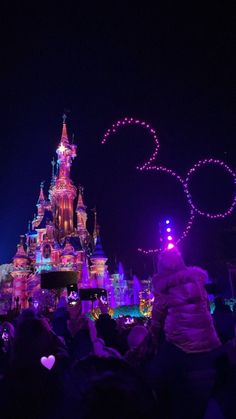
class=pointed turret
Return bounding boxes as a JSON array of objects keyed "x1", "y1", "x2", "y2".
[
  {"x1": 50, "y1": 157, "x2": 56, "y2": 189},
  {"x1": 91, "y1": 207, "x2": 99, "y2": 244},
  {"x1": 61, "y1": 113, "x2": 69, "y2": 144},
  {"x1": 56, "y1": 115, "x2": 77, "y2": 177},
  {"x1": 36, "y1": 181, "x2": 45, "y2": 215},
  {"x1": 76, "y1": 186, "x2": 88, "y2": 232},
  {"x1": 32, "y1": 181, "x2": 52, "y2": 230},
  {"x1": 76, "y1": 186, "x2": 85, "y2": 210},
  {"x1": 49, "y1": 115, "x2": 77, "y2": 236},
  {"x1": 37, "y1": 181, "x2": 45, "y2": 204},
  {"x1": 91, "y1": 236, "x2": 107, "y2": 259}
]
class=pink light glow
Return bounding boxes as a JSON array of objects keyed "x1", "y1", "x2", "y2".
[
  {"x1": 166, "y1": 227, "x2": 171, "y2": 232},
  {"x1": 167, "y1": 235, "x2": 173, "y2": 241},
  {"x1": 185, "y1": 159, "x2": 236, "y2": 219},
  {"x1": 101, "y1": 118, "x2": 236, "y2": 254},
  {"x1": 58, "y1": 143, "x2": 66, "y2": 153},
  {"x1": 101, "y1": 117, "x2": 160, "y2": 168},
  {"x1": 167, "y1": 243, "x2": 175, "y2": 250}
]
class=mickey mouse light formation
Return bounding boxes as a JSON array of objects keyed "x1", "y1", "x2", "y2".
[{"x1": 101, "y1": 117, "x2": 236, "y2": 254}]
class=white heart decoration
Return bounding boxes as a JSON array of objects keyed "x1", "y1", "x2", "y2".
[{"x1": 40, "y1": 355, "x2": 56, "y2": 370}]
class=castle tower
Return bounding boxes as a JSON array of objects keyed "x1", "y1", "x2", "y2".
[
  {"x1": 76, "y1": 186, "x2": 87, "y2": 234},
  {"x1": 11, "y1": 239, "x2": 31, "y2": 310},
  {"x1": 32, "y1": 182, "x2": 46, "y2": 229},
  {"x1": 90, "y1": 236, "x2": 108, "y2": 288},
  {"x1": 91, "y1": 207, "x2": 99, "y2": 245},
  {"x1": 50, "y1": 115, "x2": 77, "y2": 237},
  {"x1": 37, "y1": 181, "x2": 45, "y2": 216}
]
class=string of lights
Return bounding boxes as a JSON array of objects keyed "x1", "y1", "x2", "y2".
[
  {"x1": 101, "y1": 118, "x2": 236, "y2": 254},
  {"x1": 101, "y1": 117, "x2": 160, "y2": 169},
  {"x1": 184, "y1": 158, "x2": 236, "y2": 219},
  {"x1": 136, "y1": 165, "x2": 196, "y2": 252}
]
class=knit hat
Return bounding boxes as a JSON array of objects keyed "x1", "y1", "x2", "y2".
[{"x1": 157, "y1": 247, "x2": 186, "y2": 276}]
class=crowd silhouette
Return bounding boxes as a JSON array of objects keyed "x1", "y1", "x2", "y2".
[{"x1": 0, "y1": 248, "x2": 236, "y2": 419}]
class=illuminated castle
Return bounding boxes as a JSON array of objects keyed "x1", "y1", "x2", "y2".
[{"x1": 11, "y1": 117, "x2": 111, "y2": 310}]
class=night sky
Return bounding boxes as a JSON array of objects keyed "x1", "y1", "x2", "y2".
[{"x1": 0, "y1": 4, "x2": 235, "y2": 285}]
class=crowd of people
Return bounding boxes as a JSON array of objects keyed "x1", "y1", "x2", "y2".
[{"x1": 0, "y1": 247, "x2": 236, "y2": 419}]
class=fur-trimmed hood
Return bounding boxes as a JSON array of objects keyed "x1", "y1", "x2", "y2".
[
  {"x1": 151, "y1": 265, "x2": 221, "y2": 353},
  {"x1": 151, "y1": 249, "x2": 220, "y2": 353},
  {"x1": 153, "y1": 266, "x2": 208, "y2": 294}
]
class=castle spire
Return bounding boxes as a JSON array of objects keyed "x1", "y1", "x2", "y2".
[
  {"x1": 91, "y1": 207, "x2": 99, "y2": 244},
  {"x1": 37, "y1": 181, "x2": 45, "y2": 204},
  {"x1": 76, "y1": 186, "x2": 86, "y2": 210},
  {"x1": 76, "y1": 186, "x2": 87, "y2": 232},
  {"x1": 91, "y1": 235, "x2": 106, "y2": 259},
  {"x1": 61, "y1": 113, "x2": 69, "y2": 144},
  {"x1": 35, "y1": 182, "x2": 46, "y2": 222},
  {"x1": 49, "y1": 116, "x2": 77, "y2": 236},
  {"x1": 55, "y1": 116, "x2": 77, "y2": 179},
  {"x1": 50, "y1": 157, "x2": 56, "y2": 188}
]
